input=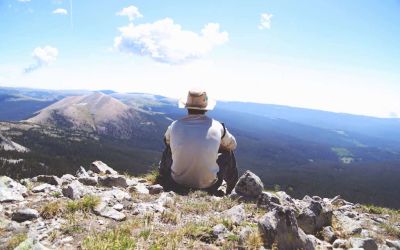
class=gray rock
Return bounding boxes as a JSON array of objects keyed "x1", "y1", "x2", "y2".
[
  {"x1": 332, "y1": 239, "x2": 348, "y2": 248},
  {"x1": 257, "y1": 191, "x2": 281, "y2": 210},
  {"x1": 113, "y1": 204, "x2": 124, "y2": 211},
  {"x1": 126, "y1": 178, "x2": 139, "y2": 186},
  {"x1": 78, "y1": 176, "x2": 98, "y2": 186},
  {"x1": 148, "y1": 184, "x2": 164, "y2": 195},
  {"x1": 223, "y1": 204, "x2": 246, "y2": 225},
  {"x1": 93, "y1": 202, "x2": 126, "y2": 221},
  {"x1": 321, "y1": 226, "x2": 336, "y2": 243},
  {"x1": 12, "y1": 208, "x2": 39, "y2": 222},
  {"x1": 156, "y1": 192, "x2": 175, "y2": 207},
  {"x1": 76, "y1": 166, "x2": 89, "y2": 178},
  {"x1": 130, "y1": 183, "x2": 149, "y2": 194},
  {"x1": 94, "y1": 202, "x2": 126, "y2": 221},
  {"x1": 257, "y1": 205, "x2": 313, "y2": 250},
  {"x1": 349, "y1": 237, "x2": 378, "y2": 250},
  {"x1": 234, "y1": 170, "x2": 264, "y2": 198},
  {"x1": 32, "y1": 183, "x2": 58, "y2": 193},
  {"x1": 35, "y1": 175, "x2": 62, "y2": 186},
  {"x1": 62, "y1": 180, "x2": 84, "y2": 200},
  {"x1": 100, "y1": 188, "x2": 131, "y2": 202},
  {"x1": 90, "y1": 161, "x2": 118, "y2": 175},
  {"x1": 238, "y1": 226, "x2": 253, "y2": 243},
  {"x1": 275, "y1": 191, "x2": 296, "y2": 206},
  {"x1": 297, "y1": 198, "x2": 333, "y2": 234},
  {"x1": 386, "y1": 240, "x2": 400, "y2": 250},
  {"x1": 0, "y1": 176, "x2": 28, "y2": 202},
  {"x1": 98, "y1": 175, "x2": 127, "y2": 188},
  {"x1": 60, "y1": 174, "x2": 76, "y2": 185},
  {"x1": 212, "y1": 224, "x2": 228, "y2": 236},
  {"x1": 334, "y1": 211, "x2": 362, "y2": 235}
]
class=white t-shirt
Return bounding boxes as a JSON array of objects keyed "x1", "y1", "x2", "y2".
[{"x1": 164, "y1": 114, "x2": 237, "y2": 189}]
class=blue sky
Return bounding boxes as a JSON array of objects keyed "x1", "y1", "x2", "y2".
[{"x1": 0, "y1": 0, "x2": 399, "y2": 117}]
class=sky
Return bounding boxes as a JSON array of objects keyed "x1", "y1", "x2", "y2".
[{"x1": 0, "y1": 0, "x2": 399, "y2": 118}]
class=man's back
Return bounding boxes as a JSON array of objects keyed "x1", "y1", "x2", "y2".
[{"x1": 165, "y1": 114, "x2": 236, "y2": 188}]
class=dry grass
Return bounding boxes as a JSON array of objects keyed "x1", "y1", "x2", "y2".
[
  {"x1": 41, "y1": 200, "x2": 65, "y2": 219},
  {"x1": 66, "y1": 195, "x2": 100, "y2": 213},
  {"x1": 6, "y1": 233, "x2": 27, "y2": 250},
  {"x1": 160, "y1": 209, "x2": 180, "y2": 225}
]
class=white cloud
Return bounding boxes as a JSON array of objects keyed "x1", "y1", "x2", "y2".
[
  {"x1": 116, "y1": 5, "x2": 143, "y2": 21},
  {"x1": 52, "y1": 8, "x2": 68, "y2": 15},
  {"x1": 17, "y1": 0, "x2": 31, "y2": 2},
  {"x1": 24, "y1": 46, "x2": 59, "y2": 73},
  {"x1": 259, "y1": 13, "x2": 273, "y2": 30},
  {"x1": 114, "y1": 18, "x2": 228, "y2": 64}
]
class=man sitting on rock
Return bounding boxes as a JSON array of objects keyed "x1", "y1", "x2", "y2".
[{"x1": 159, "y1": 89, "x2": 238, "y2": 195}]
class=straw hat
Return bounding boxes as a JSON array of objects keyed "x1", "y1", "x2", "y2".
[{"x1": 178, "y1": 89, "x2": 216, "y2": 110}]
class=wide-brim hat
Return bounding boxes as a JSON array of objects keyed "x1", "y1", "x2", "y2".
[{"x1": 178, "y1": 89, "x2": 216, "y2": 110}]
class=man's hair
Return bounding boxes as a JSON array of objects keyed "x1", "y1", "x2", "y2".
[{"x1": 188, "y1": 109, "x2": 207, "y2": 115}]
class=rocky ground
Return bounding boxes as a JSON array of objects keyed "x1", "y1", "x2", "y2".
[{"x1": 0, "y1": 161, "x2": 399, "y2": 250}]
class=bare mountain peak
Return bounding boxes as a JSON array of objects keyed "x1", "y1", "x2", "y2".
[{"x1": 27, "y1": 92, "x2": 139, "y2": 138}]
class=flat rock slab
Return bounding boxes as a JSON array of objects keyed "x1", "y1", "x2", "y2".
[
  {"x1": 94, "y1": 202, "x2": 126, "y2": 221},
  {"x1": 12, "y1": 208, "x2": 39, "y2": 222},
  {"x1": 90, "y1": 161, "x2": 118, "y2": 175},
  {"x1": 0, "y1": 176, "x2": 27, "y2": 202},
  {"x1": 34, "y1": 175, "x2": 62, "y2": 186},
  {"x1": 98, "y1": 175, "x2": 127, "y2": 188}
]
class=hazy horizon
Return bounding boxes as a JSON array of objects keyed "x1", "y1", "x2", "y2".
[{"x1": 1, "y1": 0, "x2": 399, "y2": 118}]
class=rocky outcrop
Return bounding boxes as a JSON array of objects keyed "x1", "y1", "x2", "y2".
[
  {"x1": 258, "y1": 205, "x2": 314, "y2": 249},
  {"x1": 0, "y1": 162, "x2": 398, "y2": 249},
  {"x1": 234, "y1": 170, "x2": 264, "y2": 198}
]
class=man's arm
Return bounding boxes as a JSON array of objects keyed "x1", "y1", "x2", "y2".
[{"x1": 220, "y1": 127, "x2": 237, "y2": 150}]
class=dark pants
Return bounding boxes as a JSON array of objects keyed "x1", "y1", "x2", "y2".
[{"x1": 158, "y1": 144, "x2": 239, "y2": 195}]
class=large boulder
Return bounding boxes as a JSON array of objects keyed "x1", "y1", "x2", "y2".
[
  {"x1": 60, "y1": 174, "x2": 76, "y2": 185},
  {"x1": 258, "y1": 205, "x2": 314, "y2": 250},
  {"x1": 0, "y1": 176, "x2": 27, "y2": 202},
  {"x1": 98, "y1": 175, "x2": 128, "y2": 188},
  {"x1": 234, "y1": 170, "x2": 264, "y2": 198},
  {"x1": 90, "y1": 161, "x2": 118, "y2": 175},
  {"x1": 12, "y1": 208, "x2": 39, "y2": 222},
  {"x1": 34, "y1": 175, "x2": 62, "y2": 186},
  {"x1": 62, "y1": 180, "x2": 85, "y2": 200},
  {"x1": 297, "y1": 197, "x2": 332, "y2": 234},
  {"x1": 222, "y1": 204, "x2": 246, "y2": 225}
]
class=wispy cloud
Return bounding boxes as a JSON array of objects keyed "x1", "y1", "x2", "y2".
[
  {"x1": 114, "y1": 18, "x2": 228, "y2": 64},
  {"x1": 17, "y1": 0, "x2": 31, "y2": 2},
  {"x1": 259, "y1": 13, "x2": 273, "y2": 30},
  {"x1": 52, "y1": 8, "x2": 68, "y2": 15},
  {"x1": 116, "y1": 5, "x2": 143, "y2": 21},
  {"x1": 24, "y1": 46, "x2": 59, "y2": 73}
]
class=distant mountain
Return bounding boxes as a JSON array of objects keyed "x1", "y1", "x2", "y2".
[{"x1": 28, "y1": 92, "x2": 142, "y2": 139}]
